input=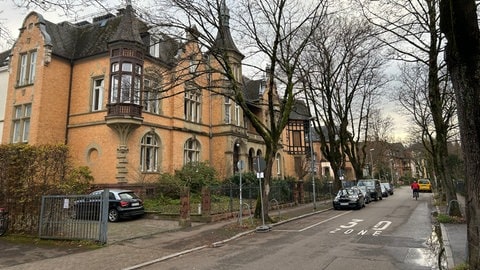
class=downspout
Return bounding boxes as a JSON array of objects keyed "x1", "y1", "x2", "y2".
[{"x1": 64, "y1": 59, "x2": 74, "y2": 144}]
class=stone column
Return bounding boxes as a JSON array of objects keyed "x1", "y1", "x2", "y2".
[
  {"x1": 201, "y1": 187, "x2": 211, "y2": 217},
  {"x1": 293, "y1": 181, "x2": 299, "y2": 204},
  {"x1": 297, "y1": 180, "x2": 305, "y2": 204},
  {"x1": 179, "y1": 187, "x2": 191, "y2": 227}
]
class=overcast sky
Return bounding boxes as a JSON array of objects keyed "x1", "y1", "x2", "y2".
[{"x1": 0, "y1": 0, "x2": 410, "y2": 142}]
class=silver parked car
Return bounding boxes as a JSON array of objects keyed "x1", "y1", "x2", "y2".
[{"x1": 381, "y1": 182, "x2": 394, "y2": 195}]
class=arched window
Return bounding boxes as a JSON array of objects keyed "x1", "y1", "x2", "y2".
[
  {"x1": 184, "y1": 138, "x2": 200, "y2": 164},
  {"x1": 248, "y1": 148, "x2": 255, "y2": 172},
  {"x1": 143, "y1": 78, "x2": 161, "y2": 114},
  {"x1": 140, "y1": 133, "x2": 159, "y2": 172}
]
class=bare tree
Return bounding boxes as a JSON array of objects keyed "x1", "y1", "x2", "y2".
[
  {"x1": 10, "y1": 0, "x2": 112, "y2": 16},
  {"x1": 300, "y1": 15, "x2": 388, "y2": 191},
  {"x1": 368, "y1": 109, "x2": 394, "y2": 142},
  {"x1": 359, "y1": 0, "x2": 461, "y2": 216},
  {"x1": 439, "y1": 0, "x2": 480, "y2": 267},
  {"x1": 396, "y1": 62, "x2": 458, "y2": 187},
  {"x1": 148, "y1": 0, "x2": 327, "y2": 220}
]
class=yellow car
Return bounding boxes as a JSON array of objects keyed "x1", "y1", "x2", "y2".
[{"x1": 418, "y1": 179, "x2": 432, "y2": 192}]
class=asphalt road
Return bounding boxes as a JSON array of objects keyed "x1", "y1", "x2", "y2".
[{"x1": 141, "y1": 187, "x2": 438, "y2": 270}]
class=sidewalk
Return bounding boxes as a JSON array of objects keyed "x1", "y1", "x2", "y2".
[
  {"x1": 438, "y1": 193, "x2": 468, "y2": 269},
  {"x1": 1, "y1": 201, "x2": 327, "y2": 270}
]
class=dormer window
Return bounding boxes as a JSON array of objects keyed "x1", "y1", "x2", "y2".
[
  {"x1": 149, "y1": 36, "x2": 160, "y2": 58},
  {"x1": 189, "y1": 56, "x2": 198, "y2": 74}
]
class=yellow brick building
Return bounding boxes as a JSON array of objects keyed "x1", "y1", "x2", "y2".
[{"x1": 2, "y1": 3, "x2": 351, "y2": 187}]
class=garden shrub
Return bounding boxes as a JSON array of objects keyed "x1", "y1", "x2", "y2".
[
  {"x1": 0, "y1": 144, "x2": 93, "y2": 234},
  {"x1": 174, "y1": 161, "x2": 219, "y2": 193}
]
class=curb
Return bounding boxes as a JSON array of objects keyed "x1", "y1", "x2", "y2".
[
  {"x1": 435, "y1": 202, "x2": 455, "y2": 269},
  {"x1": 439, "y1": 222, "x2": 455, "y2": 268},
  {"x1": 122, "y1": 206, "x2": 329, "y2": 270}
]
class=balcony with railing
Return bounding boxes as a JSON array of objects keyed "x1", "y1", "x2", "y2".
[{"x1": 105, "y1": 103, "x2": 143, "y2": 126}]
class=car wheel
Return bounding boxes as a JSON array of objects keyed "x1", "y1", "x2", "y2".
[
  {"x1": 379, "y1": 195, "x2": 383, "y2": 200},
  {"x1": 108, "y1": 208, "x2": 119, "y2": 222}
]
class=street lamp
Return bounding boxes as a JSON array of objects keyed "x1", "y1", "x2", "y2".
[{"x1": 369, "y1": 148, "x2": 374, "y2": 178}]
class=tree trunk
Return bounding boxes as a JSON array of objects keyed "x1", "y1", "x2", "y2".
[
  {"x1": 426, "y1": 0, "x2": 460, "y2": 216},
  {"x1": 448, "y1": 64, "x2": 480, "y2": 268},
  {"x1": 254, "y1": 152, "x2": 275, "y2": 223},
  {"x1": 439, "y1": 0, "x2": 480, "y2": 266}
]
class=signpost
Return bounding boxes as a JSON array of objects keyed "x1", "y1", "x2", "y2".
[
  {"x1": 237, "y1": 160, "x2": 244, "y2": 226},
  {"x1": 253, "y1": 156, "x2": 270, "y2": 232}
]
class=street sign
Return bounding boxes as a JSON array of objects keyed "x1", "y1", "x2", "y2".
[
  {"x1": 237, "y1": 160, "x2": 244, "y2": 171},
  {"x1": 253, "y1": 156, "x2": 266, "y2": 172}
]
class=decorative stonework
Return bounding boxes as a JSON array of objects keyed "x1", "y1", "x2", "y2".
[{"x1": 108, "y1": 123, "x2": 139, "y2": 183}]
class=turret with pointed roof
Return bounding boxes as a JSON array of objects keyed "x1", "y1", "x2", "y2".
[
  {"x1": 212, "y1": 0, "x2": 243, "y2": 59},
  {"x1": 108, "y1": 4, "x2": 144, "y2": 47}
]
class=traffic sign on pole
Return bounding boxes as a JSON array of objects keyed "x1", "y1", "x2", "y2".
[{"x1": 253, "y1": 156, "x2": 266, "y2": 173}]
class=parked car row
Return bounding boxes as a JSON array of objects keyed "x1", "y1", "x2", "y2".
[{"x1": 333, "y1": 179, "x2": 394, "y2": 210}]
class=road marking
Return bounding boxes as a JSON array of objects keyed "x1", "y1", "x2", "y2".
[
  {"x1": 274, "y1": 211, "x2": 352, "y2": 232},
  {"x1": 372, "y1": 220, "x2": 392, "y2": 230},
  {"x1": 330, "y1": 219, "x2": 393, "y2": 236}
]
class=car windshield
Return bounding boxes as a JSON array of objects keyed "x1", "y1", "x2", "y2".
[
  {"x1": 338, "y1": 189, "x2": 356, "y2": 196},
  {"x1": 358, "y1": 181, "x2": 374, "y2": 187},
  {"x1": 119, "y1": 192, "x2": 139, "y2": 200},
  {"x1": 419, "y1": 179, "x2": 430, "y2": 184}
]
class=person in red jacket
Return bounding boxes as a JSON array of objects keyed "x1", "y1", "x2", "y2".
[{"x1": 411, "y1": 180, "x2": 420, "y2": 198}]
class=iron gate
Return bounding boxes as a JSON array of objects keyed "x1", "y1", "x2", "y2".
[{"x1": 39, "y1": 191, "x2": 109, "y2": 244}]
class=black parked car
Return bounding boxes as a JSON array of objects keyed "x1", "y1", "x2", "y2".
[
  {"x1": 380, "y1": 183, "x2": 389, "y2": 198},
  {"x1": 357, "y1": 179, "x2": 383, "y2": 201},
  {"x1": 74, "y1": 189, "x2": 145, "y2": 222},
  {"x1": 333, "y1": 187, "x2": 366, "y2": 210},
  {"x1": 381, "y1": 182, "x2": 394, "y2": 195}
]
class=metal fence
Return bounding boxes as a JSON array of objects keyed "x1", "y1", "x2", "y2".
[
  {"x1": 39, "y1": 193, "x2": 108, "y2": 244},
  {"x1": 207, "y1": 180, "x2": 333, "y2": 214}
]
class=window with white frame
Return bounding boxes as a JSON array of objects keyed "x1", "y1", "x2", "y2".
[
  {"x1": 109, "y1": 60, "x2": 142, "y2": 104},
  {"x1": 189, "y1": 56, "x2": 197, "y2": 74},
  {"x1": 235, "y1": 104, "x2": 241, "y2": 126},
  {"x1": 12, "y1": 103, "x2": 31, "y2": 143},
  {"x1": 224, "y1": 96, "x2": 231, "y2": 123},
  {"x1": 149, "y1": 36, "x2": 160, "y2": 58},
  {"x1": 17, "y1": 51, "x2": 37, "y2": 86},
  {"x1": 184, "y1": 138, "x2": 200, "y2": 164},
  {"x1": 184, "y1": 86, "x2": 201, "y2": 122},
  {"x1": 143, "y1": 79, "x2": 161, "y2": 114},
  {"x1": 276, "y1": 153, "x2": 281, "y2": 175},
  {"x1": 232, "y1": 64, "x2": 241, "y2": 81},
  {"x1": 91, "y1": 78, "x2": 104, "y2": 111},
  {"x1": 140, "y1": 133, "x2": 159, "y2": 172}
]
